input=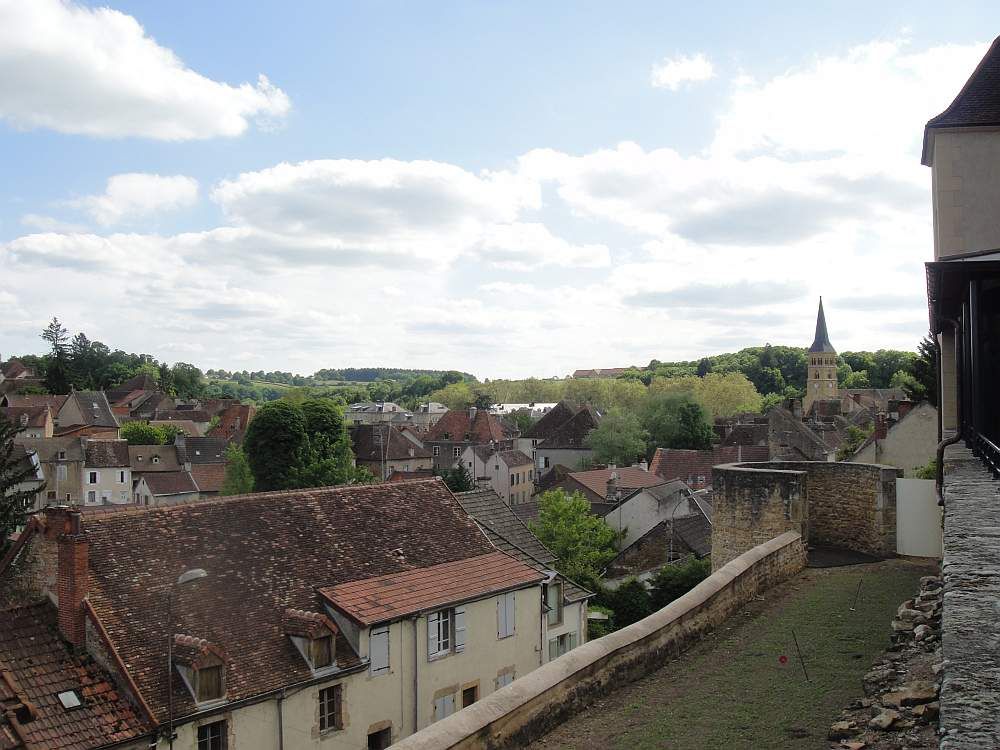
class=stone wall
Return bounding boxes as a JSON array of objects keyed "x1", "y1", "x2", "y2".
[
  {"x1": 938, "y1": 444, "x2": 1000, "y2": 749},
  {"x1": 712, "y1": 461, "x2": 899, "y2": 567},
  {"x1": 390, "y1": 531, "x2": 806, "y2": 750},
  {"x1": 710, "y1": 465, "x2": 806, "y2": 569}
]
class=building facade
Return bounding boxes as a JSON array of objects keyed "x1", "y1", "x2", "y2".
[{"x1": 803, "y1": 298, "x2": 838, "y2": 416}]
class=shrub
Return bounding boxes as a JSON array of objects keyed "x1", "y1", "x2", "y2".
[{"x1": 649, "y1": 556, "x2": 712, "y2": 610}]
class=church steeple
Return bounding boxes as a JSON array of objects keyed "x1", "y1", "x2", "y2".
[
  {"x1": 804, "y1": 297, "x2": 838, "y2": 415},
  {"x1": 809, "y1": 297, "x2": 835, "y2": 353}
]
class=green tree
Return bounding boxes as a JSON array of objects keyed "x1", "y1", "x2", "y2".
[
  {"x1": 910, "y1": 335, "x2": 938, "y2": 405},
  {"x1": 296, "y1": 398, "x2": 359, "y2": 487},
  {"x1": 436, "y1": 465, "x2": 475, "y2": 492},
  {"x1": 171, "y1": 362, "x2": 205, "y2": 398},
  {"x1": 528, "y1": 489, "x2": 621, "y2": 585},
  {"x1": 221, "y1": 444, "x2": 255, "y2": 495},
  {"x1": 41, "y1": 317, "x2": 71, "y2": 394},
  {"x1": 649, "y1": 557, "x2": 711, "y2": 609},
  {"x1": 584, "y1": 408, "x2": 648, "y2": 466},
  {"x1": 600, "y1": 577, "x2": 652, "y2": 628},
  {"x1": 639, "y1": 393, "x2": 714, "y2": 456},
  {"x1": 120, "y1": 421, "x2": 167, "y2": 445},
  {"x1": 243, "y1": 401, "x2": 311, "y2": 491},
  {"x1": 1, "y1": 415, "x2": 42, "y2": 553},
  {"x1": 836, "y1": 424, "x2": 873, "y2": 461},
  {"x1": 842, "y1": 370, "x2": 872, "y2": 389}
]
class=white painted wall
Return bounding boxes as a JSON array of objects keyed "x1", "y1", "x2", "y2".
[
  {"x1": 896, "y1": 478, "x2": 942, "y2": 558},
  {"x1": 603, "y1": 487, "x2": 688, "y2": 549}
]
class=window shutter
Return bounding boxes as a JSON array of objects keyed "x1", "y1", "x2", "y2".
[
  {"x1": 428, "y1": 612, "x2": 439, "y2": 655},
  {"x1": 568, "y1": 633, "x2": 578, "y2": 650},
  {"x1": 496, "y1": 599, "x2": 502, "y2": 639},
  {"x1": 370, "y1": 627, "x2": 389, "y2": 673},
  {"x1": 548, "y1": 637, "x2": 558, "y2": 661},
  {"x1": 454, "y1": 608, "x2": 466, "y2": 652},
  {"x1": 506, "y1": 592, "x2": 515, "y2": 636}
]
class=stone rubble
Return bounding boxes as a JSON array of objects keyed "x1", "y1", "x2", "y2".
[{"x1": 828, "y1": 572, "x2": 943, "y2": 749}]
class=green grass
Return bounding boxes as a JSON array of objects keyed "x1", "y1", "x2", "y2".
[
  {"x1": 535, "y1": 559, "x2": 933, "y2": 750},
  {"x1": 627, "y1": 562, "x2": 929, "y2": 749}
]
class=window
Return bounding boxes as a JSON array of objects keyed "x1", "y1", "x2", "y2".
[
  {"x1": 196, "y1": 665, "x2": 224, "y2": 702},
  {"x1": 432, "y1": 446, "x2": 440, "y2": 457},
  {"x1": 545, "y1": 582, "x2": 563, "y2": 626},
  {"x1": 497, "y1": 591, "x2": 515, "y2": 639},
  {"x1": 543, "y1": 457, "x2": 550, "y2": 469},
  {"x1": 496, "y1": 671, "x2": 514, "y2": 689},
  {"x1": 56, "y1": 465, "x2": 67, "y2": 481},
  {"x1": 119, "y1": 470, "x2": 126, "y2": 483},
  {"x1": 462, "y1": 685, "x2": 478, "y2": 707},
  {"x1": 86, "y1": 491, "x2": 97, "y2": 504},
  {"x1": 47, "y1": 490, "x2": 56, "y2": 500},
  {"x1": 100, "y1": 490, "x2": 111, "y2": 503},
  {"x1": 452, "y1": 446, "x2": 461, "y2": 458},
  {"x1": 548, "y1": 632, "x2": 578, "y2": 660},
  {"x1": 370, "y1": 626, "x2": 389, "y2": 674},
  {"x1": 88, "y1": 471, "x2": 98, "y2": 484},
  {"x1": 120, "y1": 491, "x2": 128, "y2": 501},
  {"x1": 368, "y1": 728, "x2": 392, "y2": 750},
  {"x1": 454, "y1": 607, "x2": 465, "y2": 652},
  {"x1": 197, "y1": 721, "x2": 226, "y2": 750},
  {"x1": 433, "y1": 693, "x2": 456, "y2": 721},
  {"x1": 311, "y1": 635, "x2": 333, "y2": 669},
  {"x1": 510, "y1": 473, "x2": 515, "y2": 486},
  {"x1": 319, "y1": 685, "x2": 343, "y2": 732},
  {"x1": 57, "y1": 450, "x2": 66, "y2": 460}
]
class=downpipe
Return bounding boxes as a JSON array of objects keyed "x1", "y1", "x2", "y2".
[{"x1": 935, "y1": 318, "x2": 963, "y2": 507}]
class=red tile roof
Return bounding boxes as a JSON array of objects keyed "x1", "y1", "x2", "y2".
[
  {"x1": 207, "y1": 404, "x2": 255, "y2": 444},
  {"x1": 425, "y1": 408, "x2": 506, "y2": 444},
  {"x1": 386, "y1": 469, "x2": 434, "y2": 482},
  {"x1": 567, "y1": 466, "x2": 664, "y2": 500},
  {"x1": 191, "y1": 463, "x2": 226, "y2": 493},
  {"x1": 320, "y1": 551, "x2": 542, "y2": 626},
  {"x1": 650, "y1": 445, "x2": 769, "y2": 490},
  {"x1": 1, "y1": 394, "x2": 68, "y2": 413},
  {"x1": 140, "y1": 470, "x2": 199, "y2": 496},
  {"x1": 0, "y1": 601, "x2": 150, "y2": 749},
  {"x1": 73, "y1": 478, "x2": 497, "y2": 722}
]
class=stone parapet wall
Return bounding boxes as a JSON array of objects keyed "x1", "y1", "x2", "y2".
[
  {"x1": 939, "y1": 444, "x2": 1000, "y2": 749},
  {"x1": 712, "y1": 461, "x2": 899, "y2": 567},
  {"x1": 390, "y1": 531, "x2": 806, "y2": 750}
]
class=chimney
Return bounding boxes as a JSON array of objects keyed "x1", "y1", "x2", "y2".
[
  {"x1": 56, "y1": 509, "x2": 89, "y2": 647},
  {"x1": 606, "y1": 471, "x2": 619, "y2": 503},
  {"x1": 468, "y1": 406, "x2": 477, "y2": 421},
  {"x1": 874, "y1": 414, "x2": 888, "y2": 441},
  {"x1": 637, "y1": 459, "x2": 648, "y2": 472},
  {"x1": 896, "y1": 401, "x2": 914, "y2": 420}
]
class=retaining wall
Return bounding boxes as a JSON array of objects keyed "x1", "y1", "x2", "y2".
[
  {"x1": 712, "y1": 461, "x2": 899, "y2": 568},
  {"x1": 389, "y1": 531, "x2": 806, "y2": 750}
]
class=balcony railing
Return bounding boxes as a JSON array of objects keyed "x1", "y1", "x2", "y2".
[{"x1": 970, "y1": 429, "x2": 1000, "y2": 479}]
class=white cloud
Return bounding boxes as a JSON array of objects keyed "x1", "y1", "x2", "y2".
[
  {"x1": 650, "y1": 52, "x2": 715, "y2": 90},
  {"x1": 474, "y1": 223, "x2": 610, "y2": 270},
  {"x1": 71, "y1": 173, "x2": 199, "y2": 226},
  {"x1": 0, "y1": 0, "x2": 290, "y2": 140},
  {"x1": 20, "y1": 213, "x2": 89, "y2": 233}
]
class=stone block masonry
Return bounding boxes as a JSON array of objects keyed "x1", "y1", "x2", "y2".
[
  {"x1": 938, "y1": 444, "x2": 1000, "y2": 749},
  {"x1": 712, "y1": 461, "x2": 899, "y2": 568},
  {"x1": 390, "y1": 531, "x2": 806, "y2": 750}
]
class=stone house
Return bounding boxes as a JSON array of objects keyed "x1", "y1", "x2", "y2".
[
  {"x1": 0, "y1": 405, "x2": 53, "y2": 438},
  {"x1": 350, "y1": 424, "x2": 433, "y2": 480},
  {"x1": 424, "y1": 407, "x2": 516, "y2": 471},
  {"x1": 14, "y1": 436, "x2": 86, "y2": 506},
  {"x1": 518, "y1": 401, "x2": 601, "y2": 473},
  {"x1": 0, "y1": 480, "x2": 546, "y2": 749},
  {"x1": 851, "y1": 402, "x2": 938, "y2": 477},
  {"x1": 460, "y1": 446, "x2": 535, "y2": 505},
  {"x1": 82, "y1": 440, "x2": 132, "y2": 506}
]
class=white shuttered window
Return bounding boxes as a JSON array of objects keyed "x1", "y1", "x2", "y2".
[
  {"x1": 370, "y1": 626, "x2": 389, "y2": 674},
  {"x1": 454, "y1": 607, "x2": 466, "y2": 652},
  {"x1": 497, "y1": 591, "x2": 515, "y2": 639}
]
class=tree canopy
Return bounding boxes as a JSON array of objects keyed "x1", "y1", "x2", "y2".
[
  {"x1": 1, "y1": 415, "x2": 41, "y2": 554},
  {"x1": 528, "y1": 489, "x2": 622, "y2": 587}
]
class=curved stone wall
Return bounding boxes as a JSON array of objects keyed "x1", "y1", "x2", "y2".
[
  {"x1": 390, "y1": 531, "x2": 806, "y2": 750},
  {"x1": 713, "y1": 461, "x2": 899, "y2": 569}
]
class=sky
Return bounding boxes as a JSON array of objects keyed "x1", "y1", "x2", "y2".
[{"x1": 1, "y1": 1, "x2": 997, "y2": 379}]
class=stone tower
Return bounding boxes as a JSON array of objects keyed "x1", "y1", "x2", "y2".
[{"x1": 803, "y1": 297, "x2": 837, "y2": 415}]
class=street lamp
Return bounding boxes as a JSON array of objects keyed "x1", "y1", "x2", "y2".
[{"x1": 166, "y1": 568, "x2": 208, "y2": 750}]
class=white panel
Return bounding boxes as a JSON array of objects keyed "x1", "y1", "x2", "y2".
[
  {"x1": 896, "y1": 478, "x2": 943, "y2": 558},
  {"x1": 370, "y1": 626, "x2": 389, "y2": 673}
]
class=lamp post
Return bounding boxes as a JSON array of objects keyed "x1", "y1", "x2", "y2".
[{"x1": 166, "y1": 568, "x2": 208, "y2": 750}]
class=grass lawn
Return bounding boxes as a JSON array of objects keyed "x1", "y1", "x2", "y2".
[{"x1": 532, "y1": 559, "x2": 935, "y2": 750}]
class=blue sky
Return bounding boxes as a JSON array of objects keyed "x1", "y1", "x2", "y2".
[{"x1": 1, "y1": 1, "x2": 998, "y2": 377}]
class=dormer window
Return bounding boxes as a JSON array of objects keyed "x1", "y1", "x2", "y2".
[
  {"x1": 172, "y1": 635, "x2": 227, "y2": 706},
  {"x1": 196, "y1": 665, "x2": 224, "y2": 702},
  {"x1": 152, "y1": 456, "x2": 160, "y2": 464},
  {"x1": 283, "y1": 609, "x2": 339, "y2": 674}
]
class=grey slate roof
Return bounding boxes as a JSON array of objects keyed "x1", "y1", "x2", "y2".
[
  {"x1": 67, "y1": 391, "x2": 118, "y2": 427},
  {"x1": 176, "y1": 436, "x2": 227, "y2": 464},
  {"x1": 14, "y1": 436, "x2": 85, "y2": 462},
  {"x1": 808, "y1": 297, "x2": 835, "y2": 353},
  {"x1": 455, "y1": 488, "x2": 591, "y2": 603}
]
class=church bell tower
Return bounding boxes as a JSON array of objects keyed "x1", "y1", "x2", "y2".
[{"x1": 803, "y1": 297, "x2": 838, "y2": 415}]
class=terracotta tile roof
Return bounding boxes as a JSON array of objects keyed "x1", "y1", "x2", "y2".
[
  {"x1": 207, "y1": 404, "x2": 255, "y2": 444},
  {"x1": 1, "y1": 394, "x2": 68, "y2": 412},
  {"x1": 386, "y1": 470, "x2": 434, "y2": 482},
  {"x1": 649, "y1": 446, "x2": 769, "y2": 490},
  {"x1": 106, "y1": 374, "x2": 157, "y2": 402},
  {"x1": 79, "y1": 478, "x2": 496, "y2": 722},
  {"x1": 1, "y1": 360, "x2": 29, "y2": 379},
  {"x1": 153, "y1": 409, "x2": 209, "y2": 423},
  {"x1": 320, "y1": 551, "x2": 542, "y2": 627},
  {"x1": 0, "y1": 406, "x2": 49, "y2": 429},
  {"x1": 84, "y1": 440, "x2": 129, "y2": 468},
  {"x1": 140, "y1": 470, "x2": 198, "y2": 496},
  {"x1": 567, "y1": 466, "x2": 664, "y2": 499},
  {"x1": 425, "y1": 408, "x2": 506, "y2": 444},
  {"x1": 350, "y1": 424, "x2": 432, "y2": 462},
  {"x1": 190, "y1": 463, "x2": 226, "y2": 494},
  {"x1": 0, "y1": 601, "x2": 150, "y2": 749}
]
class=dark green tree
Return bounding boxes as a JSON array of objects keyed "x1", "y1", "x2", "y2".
[
  {"x1": 696, "y1": 357, "x2": 713, "y2": 377},
  {"x1": 599, "y1": 578, "x2": 651, "y2": 628},
  {"x1": 221, "y1": 444, "x2": 255, "y2": 495},
  {"x1": 41, "y1": 317, "x2": 71, "y2": 394},
  {"x1": 1, "y1": 415, "x2": 42, "y2": 553},
  {"x1": 436, "y1": 465, "x2": 475, "y2": 493},
  {"x1": 639, "y1": 394, "x2": 714, "y2": 456},
  {"x1": 529, "y1": 489, "x2": 621, "y2": 586},
  {"x1": 243, "y1": 401, "x2": 310, "y2": 491},
  {"x1": 584, "y1": 408, "x2": 648, "y2": 466},
  {"x1": 649, "y1": 557, "x2": 711, "y2": 609},
  {"x1": 909, "y1": 335, "x2": 938, "y2": 405}
]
